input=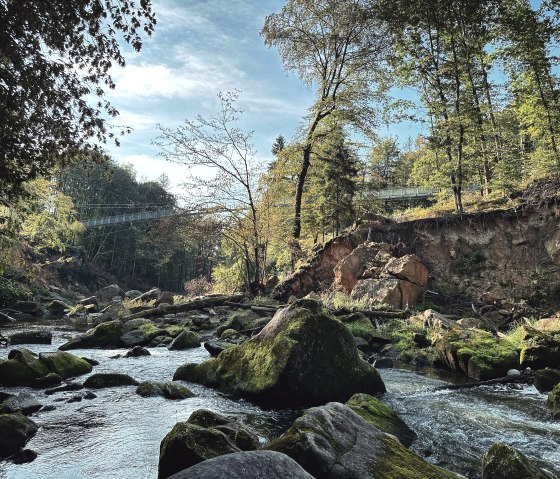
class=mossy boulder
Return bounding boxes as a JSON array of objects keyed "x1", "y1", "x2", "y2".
[
  {"x1": 0, "y1": 413, "x2": 38, "y2": 458},
  {"x1": 547, "y1": 383, "x2": 560, "y2": 418},
  {"x1": 435, "y1": 329, "x2": 519, "y2": 380},
  {"x1": 136, "y1": 381, "x2": 194, "y2": 399},
  {"x1": 174, "y1": 299, "x2": 385, "y2": 404},
  {"x1": 168, "y1": 330, "x2": 201, "y2": 350},
  {"x1": 158, "y1": 419, "x2": 242, "y2": 479},
  {"x1": 339, "y1": 312, "x2": 376, "y2": 340},
  {"x1": 0, "y1": 348, "x2": 50, "y2": 386},
  {"x1": 346, "y1": 393, "x2": 417, "y2": 447},
  {"x1": 481, "y1": 442, "x2": 554, "y2": 479},
  {"x1": 265, "y1": 402, "x2": 461, "y2": 479},
  {"x1": 167, "y1": 451, "x2": 314, "y2": 479},
  {"x1": 9, "y1": 330, "x2": 52, "y2": 345},
  {"x1": 216, "y1": 310, "x2": 261, "y2": 337},
  {"x1": 187, "y1": 409, "x2": 259, "y2": 451},
  {"x1": 519, "y1": 327, "x2": 560, "y2": 370},
  {"x1": 137, "y1": 323, "x2": 183, "y2": 342},
  {"x1": 38, "y1": 352, "x2": 92, "y2": 379},
  {"x1": 59, "y1": 320, "x2": 125, "y2": 350},
  {"x1": 534, "y1": 368, "x2": 560, "y2": 393},
  {"x1": 83, "y1": 373, "x2": 139, "y2": 389}
]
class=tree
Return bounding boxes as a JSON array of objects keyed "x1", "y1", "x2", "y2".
[
  {"x1": 271, "y1": 135, "x2": 286, "y2": 155},
  {"x1": 155, "y1": 91, "x2": 266, "y2": 294},
  {"x1": 262, "y1": 0, "x2": 389, "y2": 239},
  {"x1": 0, "y1": 0, "x2": 156, "y2": 203}
]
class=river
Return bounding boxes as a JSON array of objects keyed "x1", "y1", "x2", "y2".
[{"x1": 0, "y1": 324, "x2": 559, "y2": 479}]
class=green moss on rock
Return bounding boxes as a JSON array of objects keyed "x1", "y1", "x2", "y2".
[
  {"x1": 339, "y1": 312, "x2": 376, "y2": 339},
  {"x1": 174, "y1": 299, "x2": 385, "y2": 404},
  {"x1": 59, "y1": 320, "x2": 124, "y2": 350},
  {"x1": 435, "y1": 329, "x2": 519, "y2": 380},
  {"x1": 481, "y1": 442, "x2": 553, "y2": 479},
  {"x1": 136, "y1": 381, "x2": 194, "y2": 399},
  {"x1": 38, "y1": 351, "x2": 92, "y2": 379},
  {"x1": 168, "y1": 330, "x2": 201, "y2": 350},
  {"x1": 519, "y1": 327, "x2": 560, "y2": 370},
  {"x1": 0, "y1": 348, "x2": 50, "y2": 386},
  {"x1": 346, "y1": 393, "x2": 417, "y2": 447}
]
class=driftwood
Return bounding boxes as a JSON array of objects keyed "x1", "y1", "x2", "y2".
[
  {"x1": 121, "y1": 294, "x2": 244, "y2": 321},
  {"x1": 223, "y1": 302, "x2": 284, "y2": 315},
  {"x1": 332, "y1": 307, "x2": 410, "y2": 320},
  {"x1": 220, "y1": 326, "x2": 265, "y2": 339},
  {"x1": 431, "y1": 371, "x2": 535, "y2": 392}
]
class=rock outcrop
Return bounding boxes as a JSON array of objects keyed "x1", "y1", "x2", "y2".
[
  {"x1": 174, "y1": 299, "x2": 385, "y2": 404},
  {"x1": 435, "y1": 329, "x2": 519, "y2": 380},
  {"x1": 266, "y1": 402, "x2": 461, "y2": 479},
  {"x1": 0, "y1": 413, "x2": 38, "y2": 458}
]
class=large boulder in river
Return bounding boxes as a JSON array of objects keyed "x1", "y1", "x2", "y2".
[
  {"x1": 38, "y1": 351, "x2": 92, "y2": 379},
  {"x1": 168, "y1": 330, "x2": 201, "y2": 350},
  {"x1": 345, "y1": 393, "x2": 417, "y2": 447},
  {"x1": 167, "y1": 451, "x2": 314, "y2": 479},
  {"x1": 9, "y1": 330, "x2": 52, "y2": 345},
  {"x1": 0, "y1": 413, "x2": 38, "y2": 458},
  {"x1": 0, "y1": 348, "x2": 50, "y2": 386},
  {"x1": 0, "y1": 348, "x2": 92, "y2": 386},
  {"x1": 158, "y1": 409, "x2": 259, "y2": 479},
  {"x1": 174, "y1": 299, "x2": 385, "y2": 404},
  {"x1": 481, "y1": 441, "x2": 554, "y2": 479},
  {"x1": 59, "y1": 320, "x2": 124, "y2": 350},
  {"x1": 265, "y1": 402, "x2": 461, "y2": 479},
  {"x1": 435, "y1": 328, "x2": 519, "y2": 380}
]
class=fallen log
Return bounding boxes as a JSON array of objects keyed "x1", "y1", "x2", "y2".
[
  {"x1": 224, "y1": 301, "x2": 284, "y2": 311},
  {"x1": 431, "y1": 372, "x2": 535, "y2": 392},
  {"x1": 332, "y1": 307, "x2": 410, "y2": 319},
  {"x1": 121, "y1": 294, "x2": 243, "y2": 321}
]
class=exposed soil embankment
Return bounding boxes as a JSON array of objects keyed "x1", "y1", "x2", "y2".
[{"x1": 274, "y1": 202, "x2": 560, "y2": 310}]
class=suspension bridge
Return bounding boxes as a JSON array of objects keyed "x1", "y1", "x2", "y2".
[{"x1": 78, "y1": 186, "x2": 454, "y2": 228}]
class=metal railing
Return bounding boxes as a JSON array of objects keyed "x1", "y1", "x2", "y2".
[{"x1": 81, "y1": 208, "x2": 176, "y2": 227}]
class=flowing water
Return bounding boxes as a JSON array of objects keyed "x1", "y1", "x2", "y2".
[{"x1": 1, "y1": 323, "x2": 559, "y2": 479}]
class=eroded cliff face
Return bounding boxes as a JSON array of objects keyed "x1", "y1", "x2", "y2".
[{"x1": 274, "y1": 203, "x2": 560, "y2": 310}]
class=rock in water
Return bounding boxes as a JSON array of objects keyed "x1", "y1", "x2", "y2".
[
  {"x1": 83, "y1": 373, "x2": 139, "y2": 389},
  {"x1": 38, "y1": 352, "x2": 92, "y2": 379},
  {"x1": 265, "y1": 402, "x2": 461, "y2": 479},
  {"x1": 0, "y1": 348, "x2": 50, "y2": 386},
  {"x1": 173, "y1": 299, "x2": 385, "y2": 404},
  {"x1": 168, "y1": 330, "x2": 201, "y2": 350},
  {"x1": 481, "y1": 442, "x2": 554, "y2": 479},
  {"x1": 534, "y1": 368, "x2": 560, "y2": 393},
  {"x1": 435, "y1": 328, "x2": 519, "y2": 380},
  {"x1": 9, "y1": 331, "x2": 52, "y2": 345},
  {"x1": 59, "y1": 320, "x2": 124, "y2": 350},
  {"x1": 547, "y1": 384, "x2": 560, "y2": 418},
  {"x1": 1, "y1": 392, "x2": 42, "y2": 415},
  {"x1": 0, "y1": 413, "x2": 38, "y2": 458},
  {"x1": 136, "y1": 381, "x2": 194, "y2": 399},
  {"x1": 166, "y1": 451, "x2": 314, "y2": 479},
  {"x1": 345, "y1": 393, "x2": 417, "y2": 447},
  {"x1": 158, "y1": 409, "x2": 259, "y2": 479}
]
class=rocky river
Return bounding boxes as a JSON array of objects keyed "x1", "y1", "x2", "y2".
[{"x1": 1, "y1": 321, "x2": 559, "y2": 479}]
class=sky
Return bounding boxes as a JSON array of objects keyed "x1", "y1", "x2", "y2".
[{"x1": 103, "y1": 0, "x2": 423, "y2": 194}]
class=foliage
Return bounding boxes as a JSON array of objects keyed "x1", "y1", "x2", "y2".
[
  {"x1": 184, "y1": 277, "x2": 213, "y2": 297},
  {"x1": 212, "y1": 259, "x2": 245, "y2": 294},
  {"x1": 0, "y1": 0, "x2": 156, "y2": 203},
  {"x1": 0, "y1": 276, "x2": 31, "y2": 307}
]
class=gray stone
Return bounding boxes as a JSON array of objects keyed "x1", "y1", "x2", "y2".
[
  {"x1": 123, "y1": 318, "x2": 153, "y2": 332},
  {"x1": 9, "y1": 330, "x2": 52, "y2": 345},
  {"x1": 0, "y1": 413, "x2": 38, "y2": 458},
  {"x1": 1, "y1": 392, "x2": 42, "y2": 415},
  {"x1": 168, "y1": 330, "x2": 201, "y2": 350},
  {"x1": 167, "y1": 451, "x2": 314, "y2": 479},
  {"x1": 266, "y1": 402, "x2": 461, "y2": 479},
  {"x1": 136, "y1": 381, "x2": 194, "y2": 399},
  {"x1": 94, "y1": 284, "x2": 124, "y2": 303},
  {"x1": 83, "y1": 373, "x2": 139, "y2": 389},
  {"x1": 120, "y1": 329, "x2": 149, "y2": 347},
  {"x1": 481, "y1": 442, "x2": 554, "y2": 479}
]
